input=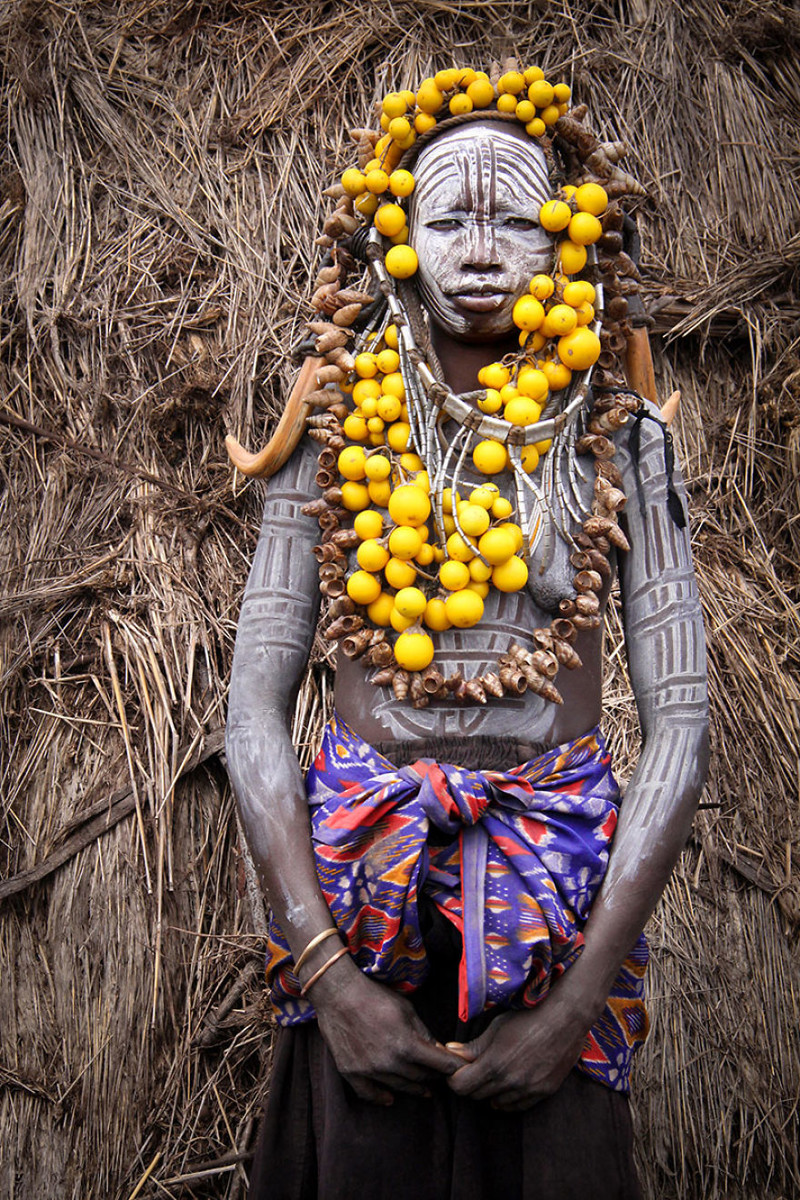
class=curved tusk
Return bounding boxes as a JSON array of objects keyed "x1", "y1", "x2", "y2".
[
  {"x1": 225, "y1": 356, "x2": 326, "y2": 479},
  {"x1": 660, "y1": 390, "x2": 681, "y2": 426},
  {"x1": 624, "y1": 325, "x2": 658, "y2": 405}
]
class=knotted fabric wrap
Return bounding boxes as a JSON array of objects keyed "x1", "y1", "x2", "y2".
[{"x1": 266, "y1": 713, "x2": 649, "y2": 1092}]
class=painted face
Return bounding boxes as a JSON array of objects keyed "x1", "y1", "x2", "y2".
[{"x1": 409, "y1": 124, "x2": 554, "y2": 342}]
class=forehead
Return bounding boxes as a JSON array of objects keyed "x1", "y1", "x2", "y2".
[{"x1": 411, "y1": 126, "x2": 551, "y2": 213}]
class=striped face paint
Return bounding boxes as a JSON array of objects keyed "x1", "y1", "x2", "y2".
[{"x1": 410, "y1": 123, "x2": 554, "y2": 341}]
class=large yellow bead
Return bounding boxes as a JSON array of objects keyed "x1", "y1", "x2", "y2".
[
  {"x1": 444, "y1": 589, "x2": 484, "y2": 628},
  {"x1": 357, "y1": 538, "x2": 390, "y2": 572},
  {"x1": 492, "y1": 555, "x2": 529, "y2": 592},
  {"x1": 472, "y1": 440, "x2": 508, "y2": 475},
  {"x1": 394, "y1": 630, "x2": 435, "y2": 671},
  {"x1": 341, "y1": 481, "x2": 370, "y2": 511},
  {"x1": 388, "y1": 485, "x2": 431, "y2": 527},
  {"x1": 346, "y1": 570, "x2": 382, "y2": 605}
]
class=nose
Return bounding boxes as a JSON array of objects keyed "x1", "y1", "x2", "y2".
[{"x1": 461, "y1": 220, "x2": 500, "y2": 272}]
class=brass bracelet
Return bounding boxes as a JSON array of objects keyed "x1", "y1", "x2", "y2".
[
  {"x1": 294, "y1": 927, "x2": 339, "y2": 975},
  {"x1": 299, "y1": 945, "x2": 349, "y2": 998}
]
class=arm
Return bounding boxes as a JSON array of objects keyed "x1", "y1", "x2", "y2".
[
  {"x1": 226, "y1": 440, "x2": 460, "y2": 1102},
  {"x1": 449, "y1": 407, "x2": 709, "y2": 1108}
]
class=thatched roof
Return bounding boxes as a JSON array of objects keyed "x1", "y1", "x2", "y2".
[{"x1": 1, "y1": 2, "x2": 798, "y2": 1196}]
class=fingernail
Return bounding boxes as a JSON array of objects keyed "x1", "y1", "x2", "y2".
[{"x1": 445, "y1": 1041, "x2": 464, "y2": 1050}]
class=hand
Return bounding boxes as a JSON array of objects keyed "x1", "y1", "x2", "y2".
[
  {"x1": 310, "y1": 956, "x2": 463, "y2": 1106},
  {"x1": 446, "y1": 991, "x2": 590, "y2": 1111}
]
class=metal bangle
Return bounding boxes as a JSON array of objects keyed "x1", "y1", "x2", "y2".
[
  {"x1": 299, "y1": 945, "x2": 350, "y2": 998},
  {"x1": 294, "y1": 927, "x2": 340, "y2": 975}
]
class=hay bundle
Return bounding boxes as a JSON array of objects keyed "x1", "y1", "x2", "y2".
[{"x1": 0, "y1": 2, "x2": 798, "y2": 1196}]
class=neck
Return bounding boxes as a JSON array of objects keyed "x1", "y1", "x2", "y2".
[{"x1": 430, "y1": 323, "x2": 519, "y2": 395}]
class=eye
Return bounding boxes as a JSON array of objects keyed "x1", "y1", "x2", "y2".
[
  {"x1": 502, "y1": 217, "x2": 539, "y2": 231},
  {"x1": 425, "y1": 217, "x2": 463, "y2": 231}
]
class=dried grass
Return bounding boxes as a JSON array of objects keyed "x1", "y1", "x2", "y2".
[{"x1": 0, "y1": 2, "x2": 798, "y2": 1197}]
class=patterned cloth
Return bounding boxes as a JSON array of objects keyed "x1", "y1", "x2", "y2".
[{"x1": 266, "y1": 713, "x2": 649, "y2": 1092}]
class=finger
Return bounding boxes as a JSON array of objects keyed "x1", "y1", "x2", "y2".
[
  {"x1": 445, "y1": 1041, "x2": 477, "y2": 1062},
  {"x1": 411, "y1": 1037, "x2": 465, "y2": 1076},
  {"x1": 446, "y1": 1060, "x2": 491, "y2": 1096}
]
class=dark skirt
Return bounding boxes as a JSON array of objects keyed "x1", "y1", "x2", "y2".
[{"x1": 248, "y1": 909, "x2": 642, "y2": 1200}]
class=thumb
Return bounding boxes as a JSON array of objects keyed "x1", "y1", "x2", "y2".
[{"x1": 446, "y1": 1024, "x2": 495, "y2": 1064}]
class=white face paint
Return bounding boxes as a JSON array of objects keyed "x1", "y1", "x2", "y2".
[{"x1": 409, "y1": 123, "x2": 554, "y2": 342}]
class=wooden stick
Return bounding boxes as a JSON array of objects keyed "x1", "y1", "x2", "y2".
[{"x1": 225, "y1": 355, "x2": 324, "y2": 479}]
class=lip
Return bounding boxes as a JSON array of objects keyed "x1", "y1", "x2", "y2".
[{"x1": 449, "y1": 289, "x2": 510, "y2": 313}]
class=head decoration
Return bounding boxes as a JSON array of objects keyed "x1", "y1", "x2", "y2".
[{"x1": 228, "y1": 63, "x2": 650, "y2": 708}]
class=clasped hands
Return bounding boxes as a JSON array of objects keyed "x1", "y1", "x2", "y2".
[{"x1": 312, "y1": 958, "x2": 590, "y2": 1111}]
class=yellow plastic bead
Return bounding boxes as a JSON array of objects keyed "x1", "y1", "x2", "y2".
[
  {"x1": 374, "y1": 203, "x2": 408, "y2": 238},
  {"x1": 540, "y1": 104, "x2": 560, "y2": 127},
  {"x1": 562, "y1": 281, "x2": 588, "y2": 308},
  {"x1": 355, "y1": 193, "x2": 380, "y2": 217},
  {"x1": 525, "y1": 118, "x2": 546, "y2": 138},
  {"x1": 354, "y1": 509, "x2": 383, "y2": 540},
  {"x1": 559, "y1": 240, "x2": 588, "y2": 274},
  {"x1": 491, "y1": 496, "x2": 514, "y2": 519},
  {"x1": 338, "y1": 445, "x2": 367, "y2": 480},
  {"x1": 499, "y1": 384, "x2": 519, "y2": 405},
  {"x1": 539, "y1": 200, "x2": 572, "y2": 233},
  {"x1": 388, "y1": 116, "x2": 411, "y2": 142},
  {"x1": 528, "y1": 79, "x2": 554, "y2": 107},
  {"x1": 414, "y1": 112, "x2": 437, "y2": 134},
  {"x1": 517, "y1": 366, "x2": 549, "y2": 401},
  {"x1": 400, "y1": 452, "x2": 423, "y2": 472},
  {"x1": 381, "y1": 371, "x2": 406, "y2": 399},
  {"x1": 364, "y1": 453, "x2": 392, "y2": 481},
  {"x1": 515, "y1": 99, "x2": 536, "y2": 123},
  {"x1": 468, "y1": 556, "x2": 493, "y2": 582},
  {"x1": 492, "y1": 555, "x2": 529, "y2": 592},
  {"x1": 382, "y1": 92, "x2": 408, "y2": 118},
  {"x1": 521, "y1": 444, "x2": 540, "y2": 473},
  {"x1": 449, "y1": 93, "x2": 474, "y2": 116},
  {"x1": 389, "y1": 169, "x2": 415, "y2": 198},
  {"x1": 574, "y1": 183, "x2": 608, "y2": 215},
  {"x1": 557, "y1": 327, "x2": 601, "y2": 371},
  {"x1": 512, "y1": 295, "x2": 545, "y2": 331},
  {"x1": 376, "y1": 348, "x2": 400, "y2": 374},
  {"x1": 352, "y1": 378, "x2": 382, "y2": 405},
  {"x1": 446, "y1": 531, "x2": 477, "y2": 563},
  {"x1": 341, "y1": 481, "x2": 370, "y2": 511},
  {"x1": 386, "y1": 422, "x2": 410, "y2": 452},
  {"x1": 417, "y1": 79, "x2": 445, "y2": 114},
  {"x1": 467, "y1": 580, "x2": 490, "y2": 599},
  {"x1": 388, "y1": 484, "x2": 431, "y2": 527},
  {"x1": 529, "y1": 274, "x2": 556, "y2": 301},
  {"x1": 444, "y1": 589, "x2": 484, "y2": 628},
  {"x1": 385, "y1": 245, "x2": 419, "y2": 278},
  {"x1": 457, "y1": 503, "x2": 491, "y2": 536},
  {"x1": 477, "y1": 361, "x2": 511, "y2": 389},
  {"x1": 341, "y1": 168, "x2": 367, "y2": 197},
  {"x1": 394, "y1": 630, "x2": 435, "y2": 671},
  {"x1": 458, "y1": 68, "x2": 478, "y2": 86},
  {"x1": 416, "y1": 543, "x2": 435, "y2": 566},
  {"x1": 472, "y1": 440, "x2": 508, "y2": 475},
  {"x1": 367, "y1": 592, "x2": 394, "y2": 626},
  {"x1": 360, "y1": 396, "x2": 378, "y2": 418},
  {"x1": 346, "y1": 569, "x2": 382, "y2": 605},
  {"x1": 441, "y1": 488, "x2": 460, "y2": 514},
  {"x1": 574, "y1": 301, "x2": 595, "y2": 327},
  {"x1": 439, "y1": 559, "x2": 471, "y2": 591},
  {"x1": 389, "y1": 525, "x2": 424, "y2": 560},
  {"x1": 469, "y1": 485, "x2": 498, "y2": 509},
  {"x1": 504, "y1": 396, "x2": 542, "y2": 426},
  {"x1": 568, "y1": 212, "x2": 603, "y2": 246},
  {"x1": 478, "y1": 388, "x2": 503, "y2": 414},
  {"x1": 394, "y1": 586, "x2": 428, "y2": 619},
  {"x1": 365, "y1": 169, "x2": 390, "y2": 195},
  {"x1": 390, "y1": 608, "x2": 415, "y2": 633},
  {"x1": 467, "y1": 77, "x2": 495, "y2": 108},
  {"x1": 541, "y1": 303, "x2": 578, "y2": 337},
  {"x1": 553, "y1": 83, "x2": 571, "y2": 104},
  {"x1": 377, "y1": 394, "x2": 402, "y2": 422},
  {"x1": 367, "y1": 478, "x2": 392, "y2": 507},
  {"x1": 384, "y1": 557, "x2": 417, "y2": 589},
  {"x1": 478, "y1": 528, "x2": 517, "y2": 565},
  {"x1": 541, "y1": 360, "x2": 573, "y2": 391},
  {"x1": 424, "y1": 598, "x2": 452, "y2": 631},
  {"x1": 354, "y1": 352, "x2": 379, "y2": 379},
  {"x1": 434, "y1": 68, "x2": 460, "y2": 90},
  {"x1": 498, "y1": 70, "x2": 526, "y2": 95},
  {"x1": 357, "y1": 538, "x2": 390, "y2": 572},
  {"x1": 367, "y1": 416, "x2": 385, "y2": 434},
  {"x1": 534, "y1": 437, "x2": 553, "y2": 455},
  {"x1": 523, "y1": 66, "x2": 545, "y2": 84},
  {"x1": 496, "y1": 93, "x2": 518, "y2": 113},
  {"x1": 496, "y1": 521, "x2": 524, "y2": 552},
  {"x1": 384, "y1": 324, "x2": 399, "y2": 350}
]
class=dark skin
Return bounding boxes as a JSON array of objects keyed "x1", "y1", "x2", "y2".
[{"x1": 226, "y1": 126, "x2": 709, "y2": 1110}]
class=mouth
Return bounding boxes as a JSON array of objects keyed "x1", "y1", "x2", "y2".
[{"x1": 449, "y1": 288, "x2": 511, "y2": 313}]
